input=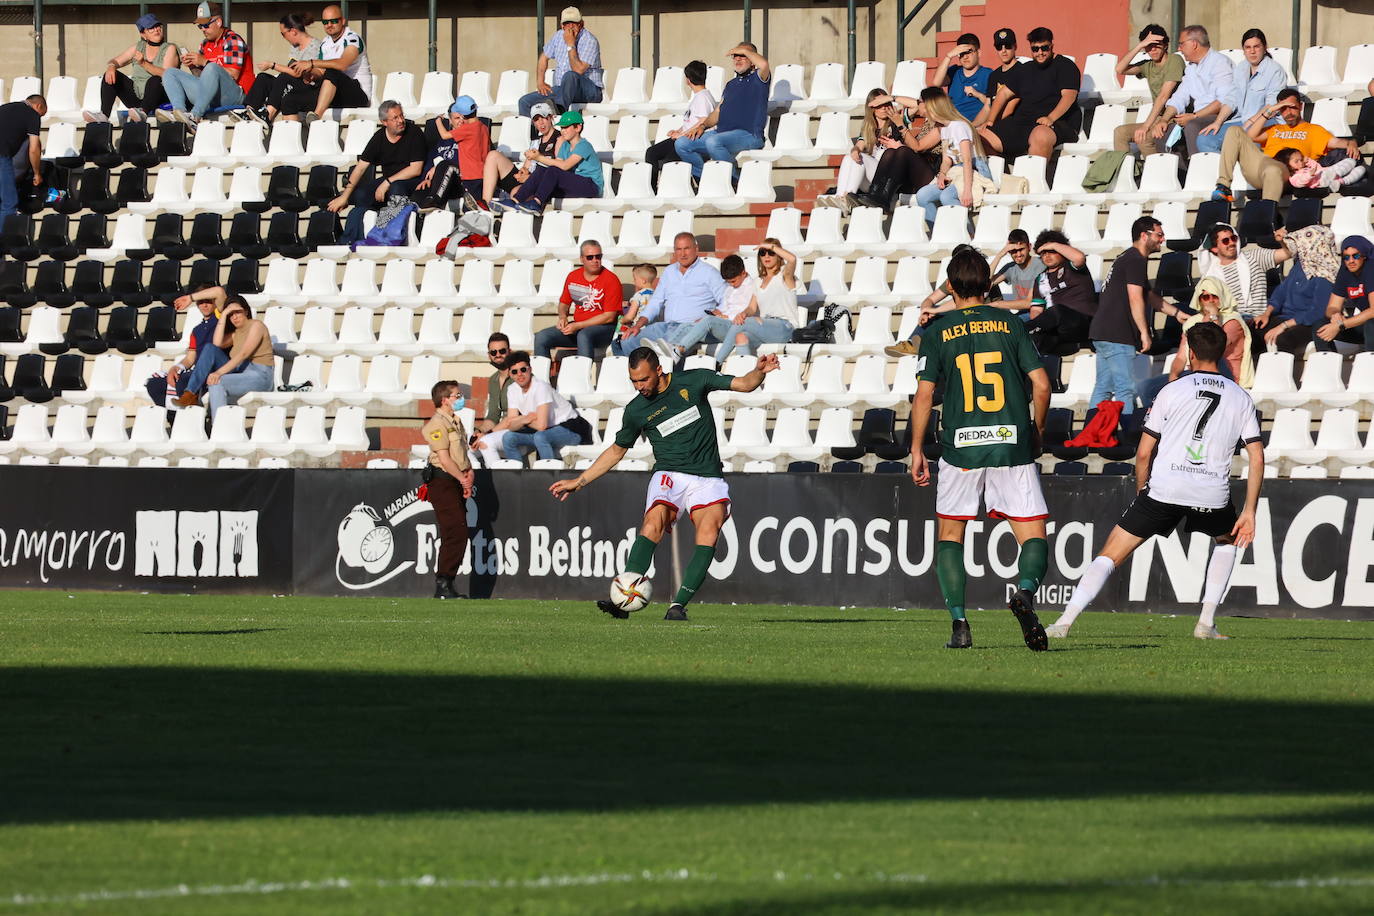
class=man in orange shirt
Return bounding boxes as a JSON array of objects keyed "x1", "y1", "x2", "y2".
[{"x1": 1215, "y1": 87, "x2": 1356, "y2": 202}]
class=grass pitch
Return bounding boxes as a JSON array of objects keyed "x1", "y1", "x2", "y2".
[{"x1": 2, "y1": 591, "x2": 1373, "y2": 914}]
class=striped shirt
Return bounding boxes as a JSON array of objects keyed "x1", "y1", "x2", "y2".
[{"x1": 1211, "y1": 247, "x2": 1277, "y2": 318}]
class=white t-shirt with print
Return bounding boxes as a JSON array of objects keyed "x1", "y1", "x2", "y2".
[
  {"x1": 506, "y1": 378, "x2": 577, "y2": 427},
  {"x1": 320, "y1": 27, "x2": 374, "y2": 101}
]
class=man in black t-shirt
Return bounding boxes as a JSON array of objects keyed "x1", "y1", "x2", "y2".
[
  {"x1": 0, "y1": 95, "x2": 46, "y2": 223},
  {"x1": 1090, "y1": 217, "x2": 1183, "y2": 411},
  {"x1": 973, "y1": 28, "x2": 1022, "y2": 128},
  {"x1": 327, "y1": 99, "x2": 426, "y2": 243},
  {"x1": 1024, "y1": 230, "x2": 1096, "y2": 356},
  {"x1": 981, "y1": 27, "x2": 1082, "y2": 159}
]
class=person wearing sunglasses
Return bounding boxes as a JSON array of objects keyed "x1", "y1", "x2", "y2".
[
  {"x1": 486, "y1": 352, "x2": 586, "y2": 465},
  {"x1": 83, "y1": 13, "x2": 181, "y2": 124},
  {"x1": 1112, "y1": 24, "x2": 1183, "y2": 156},
  {"x1": 534, "y1": 241, "x2": 623, "y2": 360},
  {"x1": 980, "y1": 27, "x2": 1082, "y2": 161},
  {"x1": 1317, "y1": 236, "x2": 1374, "y2": 352},
  {"x1": 1252, "y1": 225, "x2": 1335, "y2": 360},
  {"x1": 276, "y1": 5, "x2": 374, "y2": 123},
  {"x1": 1213, "y1": 86, "x2": 1358, "y2": 202},
  {"x1": 1196, "y1": 28, "x2": 1286, "y2": 154},
  {"x1": 674, "y1": 42, "x2": 772, "y2": 182},
  {"x1": 1152, "y1": 24, "x2": 1233, "y2": 158},
  {"x1": 160, "y1": 1, "x2": 253, "y2": 126},
  {"x1": 1199, "y1": 223, "x2": 1291, "y2": 324},
  {"x1": 470, "y1": 334, "x2": 514, "y2": 456}
]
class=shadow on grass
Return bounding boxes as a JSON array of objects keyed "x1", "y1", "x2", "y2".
[
  {"x1": 2, "y1": 667, "x2": 1370, "y2": 824},
  {"x1": 758, "y1": 619, "x2": 906, "y2": 625},
  {"x1": 141, "y1": 629, "x2": 287, "y2": 636}
]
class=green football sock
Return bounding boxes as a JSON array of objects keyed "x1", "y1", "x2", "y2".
[
  {"x1": 626, "y1": 535, "x2": 657, "y2": 576},
  {"x1": 673, "y1": 544, "x2": 717, "y2": 607},
  {"x1": 936, "y1": 541, "x2": 967, "y2": 621},
  {"x1": 1017, "y1": 537, "x2": 1049, "y2": 594}
]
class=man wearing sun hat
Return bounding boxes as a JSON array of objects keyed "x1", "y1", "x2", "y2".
[
  {"x1": 160, "y1": 1, "x2": 254, "y2": 125},
  {"x1": 518, "y1": 6, "x2": 604, "y2": 117}
]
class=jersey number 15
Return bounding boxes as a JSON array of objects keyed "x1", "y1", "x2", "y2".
[{"x1": 954, "y1": 351, "x2": 1006, "y2": 412}]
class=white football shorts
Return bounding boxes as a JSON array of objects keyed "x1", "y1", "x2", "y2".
[
  {"x1": 935, "y1": 458, "x2": 1048, "y2": 521},
  {"x1": 643, "y1": 470, "x2": 731, "y2": 524}
]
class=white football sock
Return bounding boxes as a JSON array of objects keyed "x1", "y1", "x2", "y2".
[
  {"x1": 1198, "y1": 544, "x2": 1238, "y2": 628},
  {"x1": 1056, "y1": 555, "x2": 1116, "y2": 627}
]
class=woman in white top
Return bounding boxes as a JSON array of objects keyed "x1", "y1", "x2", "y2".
[
  {"x1": 716, "y1": 238, "x2": 798, "y2": 362},
  {"x1": 645, "y1": 60, "x2": 716, "y2": 189},
  {"x1": 913, "y1": 91, "x2": 992, "y2": 227}
]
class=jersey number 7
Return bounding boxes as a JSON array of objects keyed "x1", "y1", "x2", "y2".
[{"x1": 954, "y1": 351, "x2": 1006, "y2": 412}]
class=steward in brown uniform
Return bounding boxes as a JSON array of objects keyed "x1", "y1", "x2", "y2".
[{"x1": 421, "y1": 379, "x2": 475, "y2": 598}]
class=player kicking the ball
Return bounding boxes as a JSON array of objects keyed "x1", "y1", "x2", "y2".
[
  {"x1": 1046, "y1": 321, "x2": 1264, "y2": 640},
  {"x1": 550, "y1": 347, "x2": 779, "y2": 621},
  {"x1": 911, "y1": 247, "x2": 1053, "y2": 651}
]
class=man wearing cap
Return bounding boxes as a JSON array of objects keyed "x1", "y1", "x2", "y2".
[
  {"x1": 518, "y1": 7, "x2": 604, "y2": 117},
  {"x1": 328, "y1": 99, "x2": 426, "y2": 244},
  {"x1": 0, "y1": 94, "x2": 45, "y2": 223},
  {"x1": 481, "y1": 101, "x2": 559, "y2": 203},
  {"x1": 414, "y1": 95, "x2": 491, "y2": 208},
  {"x1": 280, "y1": 4, "x2": 374, "y2": 122},
  {"x1": 161, "y1": 1, "x2": 254, "y2": 125},
  {"x1": 674, "y1": 42, "x2": 771, "y2": 181},
  {"x1": 496, "y1": 109, "x2": 603, "y2": 213},
  {"x1": 973, "y1": 28, "x2": 1023, "y2": 126},
  {"x1": 83, "y1": 14, "x2": 181, "y2": 123},
  {"x1": 933, "y1": 33, "x2": 994, "y2": 124},
  {"x1": 980, "y1": 26, "x2": 1081, "y2": 160}
]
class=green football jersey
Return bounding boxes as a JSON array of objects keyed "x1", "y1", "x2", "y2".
[
  {"x1": 615, "y1": 369, "x2": 734, "y2": 477},
  {"x1": 916, "y1": 304, "x2": 1044, "y2": 468}
]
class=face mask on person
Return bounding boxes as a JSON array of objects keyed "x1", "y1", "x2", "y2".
[{"x1": 450, "y1": 395, "x2": 466, "y2": 411}]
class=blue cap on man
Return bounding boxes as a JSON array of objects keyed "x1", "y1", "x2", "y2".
[{"x1": 135, "y1": 12, "x2": 162, "y2": 30}]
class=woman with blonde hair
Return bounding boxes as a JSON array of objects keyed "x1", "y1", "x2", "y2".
[
  {"x1": 716, "y1": 238, "x2": 799, "y2": 362},
  {"x1": 814, "y1": 89, "x2": 901, "y2": 211},
  {"x1": 914, "y1": 89, "x2": 992, "y2": 227},
  {"x1": 847, "y1": 87, "x2": 944, "y2": 213}
]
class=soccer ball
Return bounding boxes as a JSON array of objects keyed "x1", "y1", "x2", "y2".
[{"x1": 609, "y1": 571, "x2": 653, "y2": 613}]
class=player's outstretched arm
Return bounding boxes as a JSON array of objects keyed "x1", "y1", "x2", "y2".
[
  {"x1": 909, "y1": 380, "x2": 936, "y2": 486},
  {"x1": 1134, "y1": 430, "x2": 1159, "y2": 493},
  {"x1": 729, "y1": 353, "x2": 780, "y2": 392},
  {"x1": 1231, "y1": 440, "x2": 1266, "y2": 548},
  {"x1": 549, "y1": 443, "x2": 628, "y2": 501}
]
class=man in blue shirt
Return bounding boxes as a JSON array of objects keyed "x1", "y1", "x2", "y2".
[
  {"x1": 674, "y1": 42, "x2": 771, "y2": 181},
  {"x1": 518, "y1": 6, "x2": 604, "y2": 117},
  {"x1": 933, "y1": 33, "x2": 993, "y2": 123},
  {"x1": 616, "y1": 233, "x2": 727, "y2": 357}
]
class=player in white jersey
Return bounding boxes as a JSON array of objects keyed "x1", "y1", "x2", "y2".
[{"x1": 1047, "y1": 322, "x2": 1266, "y2": 639}]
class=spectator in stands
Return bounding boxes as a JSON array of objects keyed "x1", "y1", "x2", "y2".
[
  {"x1": 716, "y1": 238, "x2": 799, "y2": 362},
  {"x1": 328, "y1": 100, "x2": 425, "y2": 244},
  {"x1": 413, "y1": 96, "x2": 490, "y2": 209},
  {"x1": 1138, "y1": 276, "x2": 1250, "y2": 406},
  {"x1": 1149, "y1": 25, "x2": 1232, "y2": 158},
  {"x1": 847, "y1": 88, "x2": 942, "y2": 213},
  {"x1": 1317, "y1": 235, "x2": 1374, "y2": 351},
  {"x1": 644, "y1": 60, "x2": 714, "y2": 190},
  {"x1": 0, "y1": 94, "x2": 44, "y2": 223},
  {"x1": 1025, "y1": 229, "x2": 1096, "y2": 355},
  {"x1": 1275, "y1": 145, "x2": 1367, "y2": 192},
  {"x1": 493, "y1": 110, "x2": 601, "y2": 214},
  {"x1": 933, "y1": 33, "x2": 993, "y2": 126},
  {"x1": 968, "y1": 28, "x2": 1022, "y2": 127},
  {"x1": 534, "y1": 240, "x2": 623, "y2": 359},
  {"x1": 1111, "y1": 24, "x2": 1184, "y2": 155},
  {"x1": 674, "y1": 43, "x2": 771, "y2": 181},
  {"x1": 914, "y1": 91, "x2": 993, "y2": 227},
  {"x1": 489, "y1": 351, "x2": 584, "y2": 463},
  {"x1": 518, "y1": 6, "x2": 604, "y2": 117},
  {"x1": 159, "y1": 283, "x2": 224, "y2": 407},
  {"x1": 1357, "y1": 79, "x2": 1374, "y2": 146},
  {"x1": 241, "y1": 12, "x2": 320, "y2": 123},
  {"x1": 278, "y1": 4, "x2": 373, "y2": 123},
  {"x1": 652, "y1": 253, "x2": 757, "y2": 364},
  {"x1": 980, "y1": 27, "x2": 1082, "y2": 160},
  {"x1": 1196, "y1": 28, "x2": 1286, "y2": 155},
  {"x1": 1213, "y1": 88, "x2": 1355, "y2": 203},
  {"x1": 814, "y1": 89, "x2": 906, "y2": 212},
  {"x1": 1253, "y1": 225, "x2": 1336, "y2": 357},
  {"x1": 203, "y1": 298, "x2": 274, "y2": 417},
  {"x1": 160, "y1": 2, "x2": 253, "y2": 126},
  {"x1": 85, "y1": 14, "x2": 180, "y2": 124},
  {"x1": 470, "y1": 333, "x2": 513, "y2": 464},
  {"x1": 617, "y1": 232, "x2": 726, "y2": 355},
  {"x1": 615, "y1": 264, "x2": 659, "y2": 348},
  {"x1": 1198, "y1": 222, "x2": 1292, "y2": 325},
  {"x1": 1089, "y1": 217, "x2": 1185, "y2": 412},
  {"x1": 990, "y1": 229, "x2": 1046, "y2": 311},
  {"x1": 481, "y1": 101, "x2": 558, "y2": 204}
]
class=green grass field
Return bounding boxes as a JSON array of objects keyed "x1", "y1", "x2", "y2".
[{"x1": 2, "y1": 591, "x2": 1373, "y2": 914}]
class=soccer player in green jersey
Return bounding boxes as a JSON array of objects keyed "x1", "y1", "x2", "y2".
[
  {"x1": 910, "y1": 247, "x2": 1053, "y2": 651},
  {"x1": 550, "y1": 346, "x2": 779, "y2": 621}
]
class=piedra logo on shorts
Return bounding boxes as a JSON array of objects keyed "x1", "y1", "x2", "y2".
[
  {"x1": 335, "y1": 486, "x2": 477, "y2": 589},
  {"x1": 953, "y1": 425, "x2": 1018, "y2": 447}
]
